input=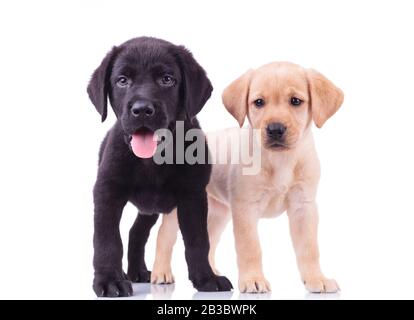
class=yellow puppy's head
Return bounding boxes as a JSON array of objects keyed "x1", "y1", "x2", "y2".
[{"x1": 222, "y1": 62, "x2": 344, "y2": 150}]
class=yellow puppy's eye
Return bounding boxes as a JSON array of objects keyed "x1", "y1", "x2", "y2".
[
  {"x1": 290, "y1": 97, "x2": 303, "y2": 106},
  {"x1": 254, "y1": 99, "x2": 265, "y2": 107}
]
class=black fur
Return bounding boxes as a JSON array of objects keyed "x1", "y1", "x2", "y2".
[{"x1": 87, "y1": 37, "x2": 233, "y2": 297}]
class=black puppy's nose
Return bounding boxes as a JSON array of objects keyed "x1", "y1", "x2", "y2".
[
  {"x1": 266, "y1": 122, "x2": 287, "y2": 140},
  {"x1": 131, "y1": 101, "x2": 155, "y2": 117}
]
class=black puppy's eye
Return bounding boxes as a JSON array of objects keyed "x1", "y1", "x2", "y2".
[
  {"x1": 116, "y1": 76, "x2": 130, "y2": 87},
  {"x1": 159, "y1": 75, "x2": 175, "y2": 87},
  {"x1": 290, "y1": 97, "x2": 303, "y2": 106},
  {"x1": 254, "y1": 99, "x2": 265, "y2": 108}
]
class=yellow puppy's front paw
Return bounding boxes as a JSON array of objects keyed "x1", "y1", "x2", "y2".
[
  {"x1": 212, "y1": 267, "x2": 221, "y2": 276},
  {"x1": 151, "y1": 269, "x2": 175, "y2": 284},
  {"x1": 303, "y1": 276, "x2": 339, "y2": 293},
  {"x1": 239, "y1": 276, "x2": 271, "y2": 293}
]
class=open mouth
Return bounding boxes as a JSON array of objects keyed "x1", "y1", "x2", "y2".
[{"x1": 129, "y1": 127, "x2": 159, "y2": 158}]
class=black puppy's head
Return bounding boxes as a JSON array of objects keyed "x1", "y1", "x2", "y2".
[{"x1": 87, "y1": 37, "x2": 212, "y2": 157}]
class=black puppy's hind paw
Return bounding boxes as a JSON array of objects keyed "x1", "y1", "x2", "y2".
[
  {"x1": 127, "y1": 269, "x2": 151, "y2": 283},
  {"x1": 93, "y1": 277, "x2": 133, "y2": 298},
  {"x1": 193, "y1": 275, "x2": 233, "y2": 292}
]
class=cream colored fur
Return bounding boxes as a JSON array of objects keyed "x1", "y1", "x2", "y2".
[{"x1": 151, "y1": 62, "x2": 343, "y2": 293}]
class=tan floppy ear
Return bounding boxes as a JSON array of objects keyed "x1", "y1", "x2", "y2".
[
  {"x1": 307, "y1": 69, "x2": 344, "y2": 128},
  {"x1": 222, "y1": 70, "x2": 253, "y2": 127}
]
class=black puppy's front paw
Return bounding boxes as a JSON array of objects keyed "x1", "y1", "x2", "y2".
[
  {"x1": 93, "y1": 273, "x2": 133, "y2": 297},
  {"x1": 192, "y1": 274, "x2": 233, "y2": 292},
  {"x1": 127, "y1": 268, "x2": 151, "y2": 283}
]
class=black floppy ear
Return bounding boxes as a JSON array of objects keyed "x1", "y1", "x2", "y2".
[
  {"x1": 176, "y1": 46, "x2": 213, "y2": 119},
  {"x1": 87, "y1": 46, "x2": 118, "y2": 122}
]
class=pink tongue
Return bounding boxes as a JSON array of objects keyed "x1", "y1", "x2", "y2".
[{"x1": 130, "y1": 131, "x2": 158, "y2": 158}]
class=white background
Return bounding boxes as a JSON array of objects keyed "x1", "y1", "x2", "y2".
[{"x1": 0, "y1": 0, "x2": 413, "y2": 299}]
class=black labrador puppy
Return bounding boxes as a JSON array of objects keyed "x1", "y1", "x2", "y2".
[{"x1": 87, "y1": 37, "x2": 233, "y2": 297}]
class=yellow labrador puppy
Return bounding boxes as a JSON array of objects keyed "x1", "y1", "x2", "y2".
[{"x1": 151, "y1": 62, "x2": 344, "y2": 293}]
